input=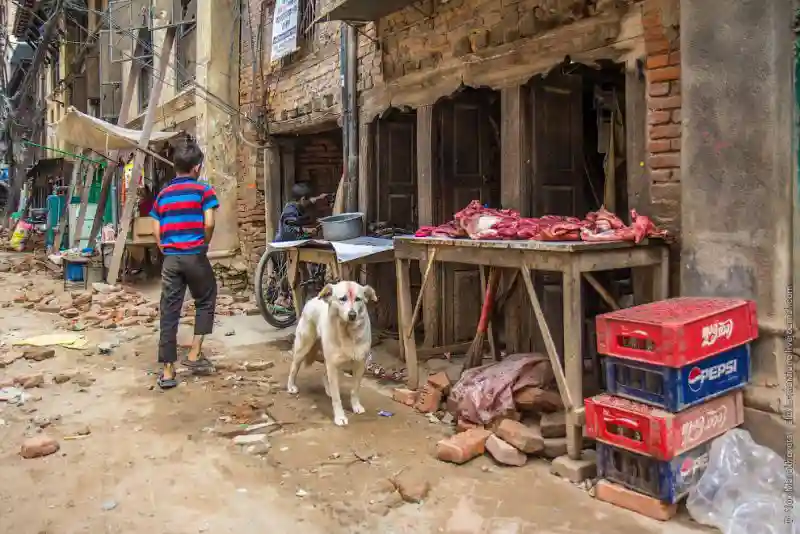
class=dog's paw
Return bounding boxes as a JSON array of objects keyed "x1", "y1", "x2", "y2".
[
  {"x1": 351, "y1": 402, "x2": 365, "y2": 414},
  {"x1": 287, "y1": 384, "x2": 299, "y2": 395},
  {"x1": 334, "y1": 414, "x2": 349, "y2": 426}
]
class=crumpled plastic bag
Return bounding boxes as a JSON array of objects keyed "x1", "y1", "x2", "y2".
[
  {"x1": 687, "y1": 428, "x2": 799, "y2": 534},
  {"x1": 448, "y1": 353, "x2": 554, "y2": 425}
]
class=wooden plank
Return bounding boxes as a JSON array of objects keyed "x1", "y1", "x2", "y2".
[
  {"x1": 501, "y1": 85, "x2": 532, "y2": 353},
  {"x1": 286, "y1": 248, "x2": 302, "y2": 318},
  {"x1": 561, "y1": 265, "x2": 585, "y2": 460},
  {"x1": 87, "y1": 28, "x2": 148, "y2": 250},
  {"x1": 73, "y1": 163, "x2": 96, "y2": 248},
  {"x1": 519, "y1": 267, "x2": 573, "y2": 412},
  {"x1": 264, "y1": 143, "x2": 281, "y2": 244},
  {"x1": 406, "y1": 248, "x2": 438, "y2": 339},
  {"x1": 107, "y1": 26, "x2": 177, "y2": 284},
  {"x1": 52, "y1": 159, "x2": 84, "y2": 254},
  {"x1": 357, "y1": 120, "x2": 374, "y2": 218},
  {"x1": 395, "y1": 258, "x2": 420, "y2": 390},
  {"x1": 653, "y1": 246, "x2": 670, "y2": 301},
  {"x1": 479, "y1": 266, "x2": 499, "y2": 361},
  {"x1": 280, "y1": 140, "x2": 296, "y2": 207},
  {"x1": 584, "y1": 272, "x2": 621, "y2": 311},
  {"x1": 416, "y1": 105, "x2": 439, "y2": 348},
  {"x1": 394, "y1": 235, "x2": 638, "y2": 252}
]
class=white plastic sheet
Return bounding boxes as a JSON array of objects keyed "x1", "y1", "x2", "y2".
[
  {"x1": 268, "y1": 236, "x2": 395, "y2": 263},
  {"x1": 687, "y1": 429, "x2": 798, "y2": 534}
]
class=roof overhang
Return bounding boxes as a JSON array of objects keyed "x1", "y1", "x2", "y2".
[
  {"x1": 314, "y1": 0, "x2": 418, "y2": 23},
  {"x1": 55, "y1": 108, "x2": 184, "y2": 152}
]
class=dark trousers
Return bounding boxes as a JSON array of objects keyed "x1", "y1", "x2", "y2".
[{"x1": 158, "y1": 254, "x2": 217, "y2": 364}]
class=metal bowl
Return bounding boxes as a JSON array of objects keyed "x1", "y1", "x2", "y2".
[{"x1": 318, "y1": 212, "x2": 365, "y2": 241}]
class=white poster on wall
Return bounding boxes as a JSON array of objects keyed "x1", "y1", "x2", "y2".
[{"x1": 271, "y1": 0, "x2": 300, "y2": 62}]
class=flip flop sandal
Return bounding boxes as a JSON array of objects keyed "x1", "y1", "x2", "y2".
[
  {"x1": 157, "y1": 374, "x2": 178, "y2": 390},
  {"x1": 180, "y1": 357, "x2": 215, "y2": 375}
]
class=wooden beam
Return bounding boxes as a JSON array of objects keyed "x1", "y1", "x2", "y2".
[
  {"x1": 73, "y1": 162, "x2": 96, "y2": 248},
  {"x1": 87, "y1": 28, "x2": 148, "y2": 250},
  {"x1": 416, "y1": 105, "x2": 440, "y2": 348},
  {"x1": 501, "y1": 85, "x2": 532, "y2": 353},
  {"x1": 264, "y1": 142, "x2": 281, "y2": 244},
  {"x1": 107, "y1": 26, "x2": 177, "y2": 284},
  {"x1": 52, "y1": 158, "x2": 85, "y2": 254},
  {"x1": 358, "y1": 120, "x2": 374, "y2": 219}
]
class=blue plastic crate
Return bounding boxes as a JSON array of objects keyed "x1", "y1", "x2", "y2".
[
  {"x1": 65, "y1": 261, "x2": 85, "y2": 282},
  {"x1": 597, "y1": 441, "x2": 711, "y2": 503},
  {"x1": 604, "y1": 344, "x2": 750, "y2": 412}
]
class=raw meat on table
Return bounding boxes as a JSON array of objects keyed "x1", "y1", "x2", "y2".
[{"x1": 413, "y1": 200, "x2": 670, "y2": 244}]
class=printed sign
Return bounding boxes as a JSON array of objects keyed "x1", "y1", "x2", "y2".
[
  {"x1": 678, "y1": 452, "x2": 709, "y2": 482},
  {"x1": 271, "y1": 0, "x2": 300, "y2": 62},
  {"x1": 680, "y1": 405, "x2": 728, "y2": 448},
  {"x1": 687, "y1": 358, "x2": 738, "y2": 393},
  {"x1": 701, "y1": 319, "x2": 734, "y2": 347}
]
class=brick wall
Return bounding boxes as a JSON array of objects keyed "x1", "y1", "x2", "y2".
[{"x1": 643, "y1": 0, "x2": 681, "y2": 291}]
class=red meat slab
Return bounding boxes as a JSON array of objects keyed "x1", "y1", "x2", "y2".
[
  {"x1": 596, "y1": 297, "x2": 758, "y2": 367},
  {"x1": 585, "y1": 391, "x2": 744, "y2": 460}
]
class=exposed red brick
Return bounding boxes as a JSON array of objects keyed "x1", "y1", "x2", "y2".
[
  {"x1": 485, "y1": 435, "x2": 528, "y2": 466},
  {"x1": 648, "y1": 95, "x2": 682, "y2": 110},
  {"x1": 435, "y1": 428, "x2": 492, "y2": 464},
  {"x1": 645, "y1": 54, "x2": 670, "y2": 69},
  {"x1": 641, "y1": 12, "x2": 662, "y2": 30},
  {"x1": 650, "y1": 124, "x2": 682, "y2": 139},
  {"x1": 649, "y1": 66, "x2": 681, "y2": 82},
  {"x1": 668, "y1": 51, "x2": 681, "y2": 65},
  {"x1": 670, "y1": 138, "x2": 682, "y2": 151},
  {"x1": 645, "y1": 38, "x2": 670, "y2": 55},
  {"x1": 595, "y1": 480, "x2": 677, "y2": 521},
  {"x1": 20, "y1": 436, "x2": 60, "y2": 459},
  {"x1": 650, "y1": 182, "x2": 682, "y2": 204},
  {"x1": 648, "y1": 140, "x2": 672, "y2": 153},
  {"x1": 426, "y1": 371, "x2": 451, "y2": 393},
  {"x1": 514, "y1": 387, "x2": 563, "y2": 413},
  {"x1": 671, "y1": 81, "x2": 681, "y2": 95},
  {"x1": 456, "y1": 418, "x2": 482, "y2": 433},
  {"x1": 650, "y1": 169, "x2": 676, "y2": 183},
  {"x1": 649, "y1": 153, "x2": 681, "y2": 169},
  {"x1": 648, "y1": 110, "x2": 672, "y2": 125},
  {"x1": 413, "y1": 383, "x2": 443, "y2": 413},
  {"x1": 494, "y1": 419, "x2": 544, "y2": 454},
  {"x1": 671, "y1": 109, "x2": 682, "y2": 123},
  {"x1": 648, "y1": 82, "x2": 671, "y2": 97},
  {"x1": 392, "y1": 388, "x2": 418, "y2": 406}
]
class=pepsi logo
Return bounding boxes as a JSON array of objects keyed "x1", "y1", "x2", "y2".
[
  {"x1": 701, "y1": 319, "x2": 734, "y2": 348},
  {"x1": 687, "y1": 359, "x2": 738, "y2": 393},
  {"x1": 679, "y1": 453, "x2": 709, "y2": 480}
]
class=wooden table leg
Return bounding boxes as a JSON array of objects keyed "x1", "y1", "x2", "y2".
[
  {"x1": 286, "y1": 249, "x2": 302, "y2": 319},
  {"x1": 562, "y1": 266, "x2": 585, "y2": 460},
  {"x1": 653, "y1": 246, "x2": 670, "y2": 301},
  {"x1": 396, "y1": 258, "x2": 419, "y2": 390}
]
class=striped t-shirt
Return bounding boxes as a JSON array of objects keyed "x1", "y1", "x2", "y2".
[{"x1": 150, "y1": 176, "x2": 219, "y2": 255}]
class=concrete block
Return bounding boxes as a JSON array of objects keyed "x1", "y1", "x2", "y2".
[{"x1": 550, "y1": 450, "x2": 597, "y2": 482}]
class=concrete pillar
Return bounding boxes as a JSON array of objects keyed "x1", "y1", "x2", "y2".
[
  {"x1": 680, "y1": 0, "x2": 795, "y2": 450},
  {"x1": 194, "y1": 0, "x2": 240, "y2": 257}
]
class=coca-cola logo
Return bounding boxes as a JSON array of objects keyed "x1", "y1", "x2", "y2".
[
  {"x1": 701, "y1": 319, "x2": 734, "y2": 347},
  {"x1": 680, "y1": 406, "x2": 728, "y2": 447}
]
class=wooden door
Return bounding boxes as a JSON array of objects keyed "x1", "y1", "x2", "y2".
[
  {"x1": 528, "y1": 73, "x2": 585, "y2": 356},
  {"x1": 375, "y1": 113, "x2": 419, "y2": 331},
  {"x1": 438, "y1": 91, "x2": 501, "y2": 344}
]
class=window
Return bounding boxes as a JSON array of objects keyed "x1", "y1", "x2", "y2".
[
  {"x1": 137, "y1": 27, "x2": 154, "y2": 113},
  {"x1": 175, "y1": 0, "x2": 197, "y2": 88}
]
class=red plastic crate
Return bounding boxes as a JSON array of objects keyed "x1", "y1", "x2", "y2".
[
  {"x1": 595, "y1": 298, "x2": 758, "y2": 367},
  {"x1": 585, "y1": 391, "x2": 744, "y2": 460}
]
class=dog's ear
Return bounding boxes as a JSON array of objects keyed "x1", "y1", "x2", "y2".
[
  {"x1": 363, "y1": 285, "x2": 378, "y2": 303},
  {"x1": 318, "y1": 284, "x2": 334, "y2": 302}
]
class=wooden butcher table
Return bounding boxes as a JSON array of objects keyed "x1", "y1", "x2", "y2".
[{"x1": 393, "y1": 236, "x2": 669, "y2": 461}]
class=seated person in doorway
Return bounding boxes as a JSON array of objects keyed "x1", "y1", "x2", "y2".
[{"x1": 274, "y1": 182, "x2": 331, "y2": 242}]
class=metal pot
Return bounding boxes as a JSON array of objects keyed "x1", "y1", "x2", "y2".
[{"x1": 318, "y1": 212, "x2": 365, "y2": 241}]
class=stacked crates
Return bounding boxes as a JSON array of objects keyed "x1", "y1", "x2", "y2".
[{"x1": 585, "y1": 297, "x2": 757, "y2": 517}]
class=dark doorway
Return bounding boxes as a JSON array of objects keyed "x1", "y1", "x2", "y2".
[{"x1": 436, "y1": 88, "x2": 502, "y2": 344}]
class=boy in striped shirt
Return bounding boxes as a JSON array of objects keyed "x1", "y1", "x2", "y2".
[{"x1": 150, "y1": 141, "x2": 219, "y2": 389}]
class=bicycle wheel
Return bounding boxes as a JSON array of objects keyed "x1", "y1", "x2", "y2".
[{"x1": 254, "y1": 249, "x2": 297, "y2": 329}]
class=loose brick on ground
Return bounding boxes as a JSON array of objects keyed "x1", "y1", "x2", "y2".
[
  {"x1": 435, "y1": 428, "x2": 492, "y2": 464},
  {"x1": 514, "y1": 387, "x2": 563, "y2": 413},
  {"x1": 426, "y1": 371, "x2": 451, "y2": 393},
  {"x1": 540, "y1": 411, "x2": 567, "y2": 438},
  {"x1": 413, "y1": 383, "x2": 443, "y2": 413},
  {"x1": 595, "y1": 480, "x2": 677, "y2": 521},
  {"x1": 20, "y1": 435, "x2": 60, "y2": 459},
  {"x1": 392, "y1": 388, "x2": 418, "y2": 406},
  {"x1": 494, "y1": 419, "x2": 543, "y2": 454},
  {"x1": 485, "y1": 435, "x2": 527, "y2": 466}
]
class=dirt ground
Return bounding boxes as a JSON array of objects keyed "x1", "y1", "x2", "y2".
[{"x1": 0, "y1": 252, "x2": 710, "y2": 534}]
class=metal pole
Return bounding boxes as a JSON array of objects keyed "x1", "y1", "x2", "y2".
[{"x1": 345, "y1": 23, "x2": 359, "y2": 213}]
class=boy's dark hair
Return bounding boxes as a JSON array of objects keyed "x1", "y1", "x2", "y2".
[
  {"x1": 172, "y1": 141, "x2": 204, "y2": 174},
  {"x1": 291, "y1": 182, "x2": 313, "y2": 201}
]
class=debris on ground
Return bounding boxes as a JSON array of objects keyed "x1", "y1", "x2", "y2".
[{"x1": 20, "y1": 435, "x2": 60, "y2": 459}]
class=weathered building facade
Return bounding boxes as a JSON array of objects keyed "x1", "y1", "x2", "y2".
[{"x1": 239, "y1": 0, "x2": 796, "y2": 455}]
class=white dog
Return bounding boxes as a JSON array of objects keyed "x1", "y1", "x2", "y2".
[{"x1": 287, "y1": 281, "x2": 377, "y2": 426}]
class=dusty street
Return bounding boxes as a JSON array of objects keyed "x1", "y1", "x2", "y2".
[{"x1": 0, "y1": 252, "x2": 708, "y2": 534}]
